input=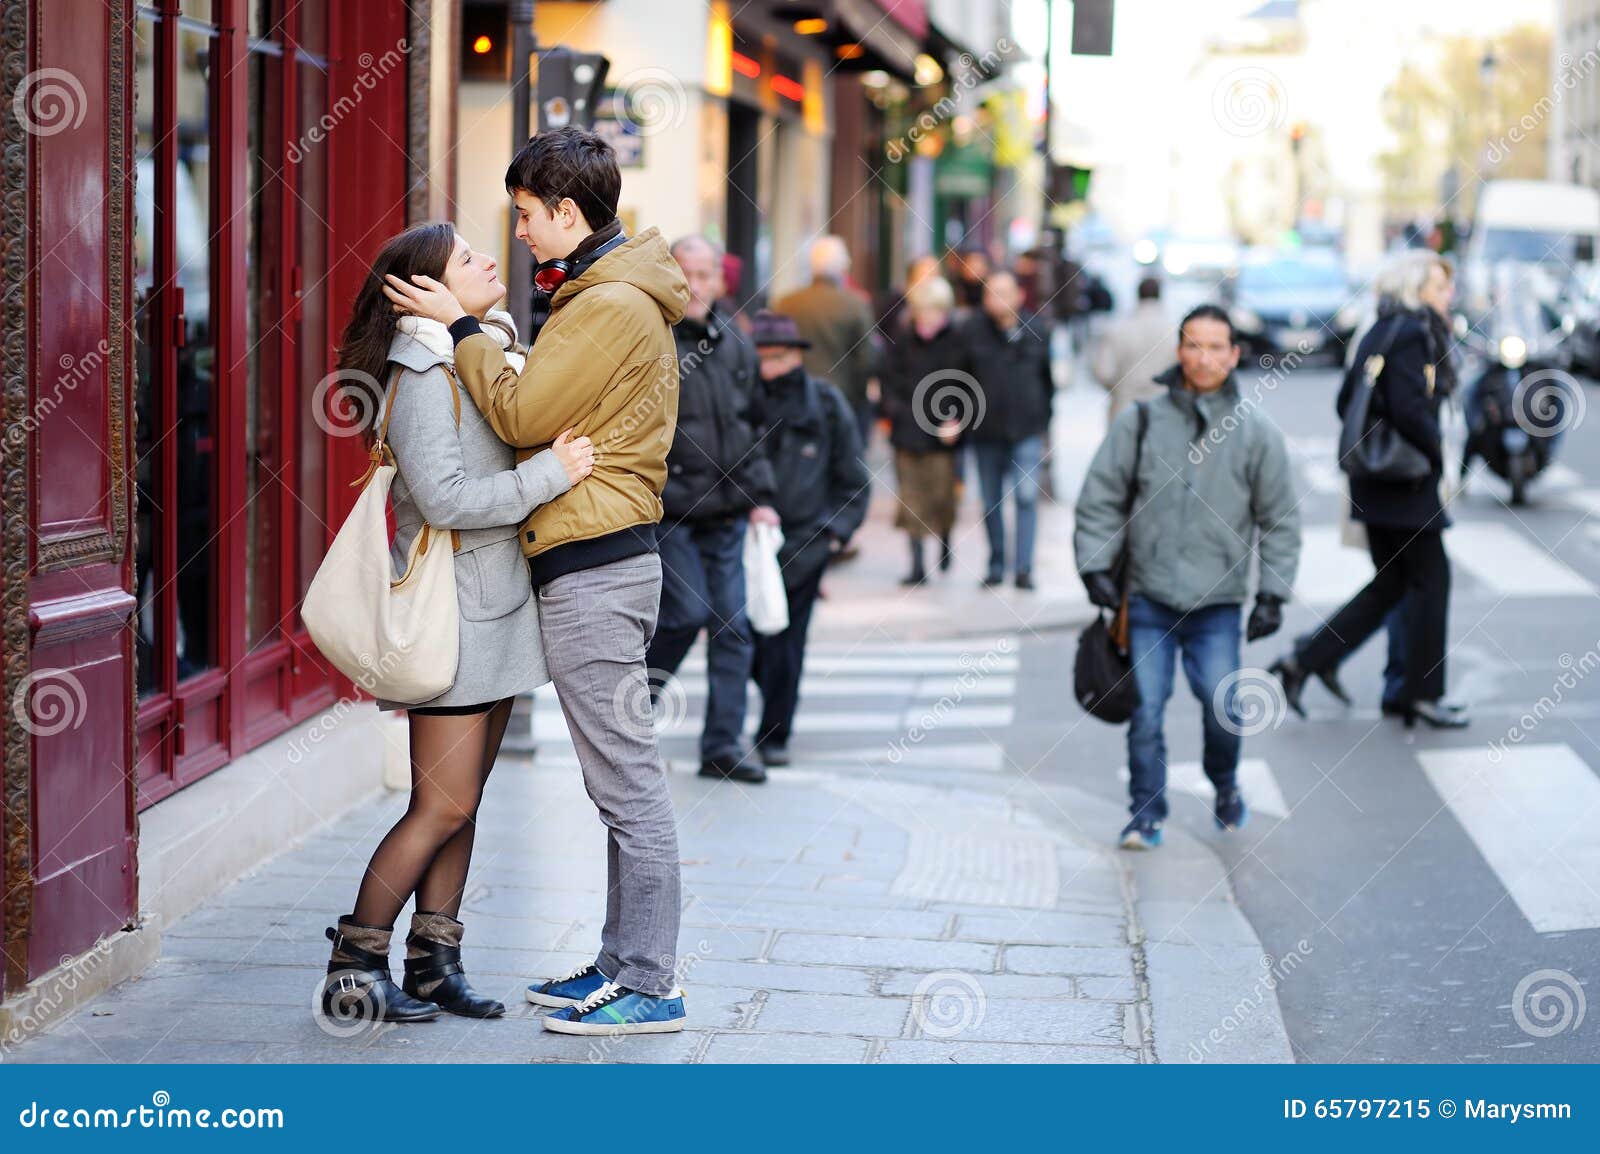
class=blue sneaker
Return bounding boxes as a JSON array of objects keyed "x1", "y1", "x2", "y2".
[
  {"x1": 525, "y1": 962, "x2": 609, "y2": 1008},
  {"x1": 1118, "y1": 820, "x2": 1163, "y2": 850},
  {"x1": 1214, "y1": 788, "x2": 1249, "y2": 832},
  {"x1": 540, "y1": 981, "x2": 687, "y2": 1035}
]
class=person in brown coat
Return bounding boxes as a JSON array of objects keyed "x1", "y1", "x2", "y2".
[{"x1": 774, "y1": 235, "x2": 877, "y2": 446}]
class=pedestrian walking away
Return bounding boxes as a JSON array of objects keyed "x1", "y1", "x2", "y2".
[
  {"x1": 775, "y1": 235, "x2": 880, "y2": 449},
  {"x1": 1091, "y1": 276, "x2": 1172, "y2": 423}
]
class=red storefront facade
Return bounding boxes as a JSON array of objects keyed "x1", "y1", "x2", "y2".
[{"x1": 0, "y1": 0, "x2": 451, "y2": 1006}]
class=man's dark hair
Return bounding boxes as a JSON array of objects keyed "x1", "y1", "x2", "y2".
[
  {"x1": 1178, "y1": 303, "x2": 1235, "y2": 344},
  {"x1": 1137, "y1": 276, "x2": 1162, "y2": 301},
  {"x1": 504, "y1": 126, "x2": 620, "y2": 229}
]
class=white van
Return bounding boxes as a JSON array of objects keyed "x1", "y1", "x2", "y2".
[
  {"x1": 1461, "y1": 180, "x2": 1600, "y2": 317},
  {"x1": 1467, "y1": 180, "x2": 1600, "y2": 268}
]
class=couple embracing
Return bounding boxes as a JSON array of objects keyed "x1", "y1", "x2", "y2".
[{"x1": 318, "y1": 127, "x2": 690, "y2": 1036}]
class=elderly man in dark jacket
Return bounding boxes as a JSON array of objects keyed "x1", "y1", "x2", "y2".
[
  {"x1": 745, "y1": 311, "x2": 871, "y2": 768},
  {"x1": 964, "y1": 268, "x2": 1056, "y2": 590},
  {"x1": 648, "y1": 236, "x2": 778, "y2": 784}
]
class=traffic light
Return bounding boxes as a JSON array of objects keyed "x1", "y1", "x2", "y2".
[
  {"x1": 1048, "y1": 163, "x2": 1093, "y2": 204},
  {"x1": 1071, "y1": 0, "x2": 1114, "y2": 56},
  {"x1": 536, "y1": 46, "x2": 610, "y2": 132},
  {"x1": 460, "y1": 2, "x2": 508, "y2": 81}
]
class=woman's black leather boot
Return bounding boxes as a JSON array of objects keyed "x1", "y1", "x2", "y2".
[
  {"x1": 322, "y1": 916, "x2": 440, "y2": 1023},
  {"x1": 403, "y1": 911, "x2": 506, "y2": 1018}
]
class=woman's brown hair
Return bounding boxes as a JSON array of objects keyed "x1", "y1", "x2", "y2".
[{"x1": 333, "y1": 221, "x2": 456, "y2": 436}]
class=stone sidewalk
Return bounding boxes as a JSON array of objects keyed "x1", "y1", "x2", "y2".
[{"x1": 5, "y1": 744, "x2": 1148, "y2": 1064}]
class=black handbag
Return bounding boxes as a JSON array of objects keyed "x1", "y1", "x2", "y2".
[
  {"x1": 1074, "y1": 402, "x2": 1149, "y2": 724},
  {"x1": 1338, "y1": 318, "x2": 1433, "y2": 483}
]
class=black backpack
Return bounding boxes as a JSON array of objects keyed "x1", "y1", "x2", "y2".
[{"x1": 1074, "y1": 403, "x2": 1149, "y2": 724}]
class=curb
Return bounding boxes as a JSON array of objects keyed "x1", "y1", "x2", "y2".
[{"x1": 1039, "y1": 783, "x2": 1295, "y2": 1064}]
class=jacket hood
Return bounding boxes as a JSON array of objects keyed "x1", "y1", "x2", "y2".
[{"x1": 553, "y1": 226, "x2": 689, "y2": 326}]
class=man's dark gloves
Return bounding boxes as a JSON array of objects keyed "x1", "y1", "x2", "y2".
[
  {"x1": 1246, "y1": 594, "x2": 1284, "y2": 641},
  {"x1": 1083, "y1": 571, "x2": 1122, "y2": 611}
]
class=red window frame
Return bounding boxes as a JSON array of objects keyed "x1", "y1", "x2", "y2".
[{"x1": 135, "y1": 0, "x2": 342, "y2": 809}]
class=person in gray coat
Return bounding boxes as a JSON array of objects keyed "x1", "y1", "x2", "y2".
[
  {"x1": 318, "y1": 223, "x2": 594, "y2": 1025},
  {"x1": 1075, "y1": 304, "x2": 1301, "y2": 851}
]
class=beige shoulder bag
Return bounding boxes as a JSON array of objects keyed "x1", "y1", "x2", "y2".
[{"x1": 303, "y1": 367, "x2": 462, "y2": 703}]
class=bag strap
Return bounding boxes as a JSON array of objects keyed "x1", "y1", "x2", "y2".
[
  {"x1": 356, "y1": 363, "x2": 463, "y2": 554},
  {"x1": 1359, "y1": 315, "x2": 1407, "y2": 392},
  {"x1": 1109, "y1": 401, "x2": 1151, "y2": 651}
]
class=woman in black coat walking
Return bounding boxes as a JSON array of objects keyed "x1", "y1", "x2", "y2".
[
  {"x1": 881, "y1": 276, "x2": 973, "y2": 584},
  {"x1": 1272, "y1": 251, "x2": 1469, "y2": 729}
]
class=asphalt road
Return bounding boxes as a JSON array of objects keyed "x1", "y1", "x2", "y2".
[{"x1": 1015, "y1": 360, "x2": 1600, "y2": 1062}]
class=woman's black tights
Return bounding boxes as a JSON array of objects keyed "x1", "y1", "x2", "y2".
[{"x1": 351, "y1": 698, "x2": 514, "y2": 927}]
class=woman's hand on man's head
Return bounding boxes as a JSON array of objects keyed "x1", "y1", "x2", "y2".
[{"x1": 382, "y1": 274, "x2": 468, "y2": 326}]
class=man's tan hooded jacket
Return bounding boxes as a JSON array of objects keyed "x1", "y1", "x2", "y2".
[{"x1": 453, "y1": 226, "x2": 689, "y2": 561}]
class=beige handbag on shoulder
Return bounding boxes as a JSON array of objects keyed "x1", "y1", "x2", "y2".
[{"x1": 303, "y1": 367, "x2": 461, "y2": 703}]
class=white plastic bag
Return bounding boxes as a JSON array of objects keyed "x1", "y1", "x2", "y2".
[{"x1": 743, "y1": 521, "x2": 790, "y2": 636}]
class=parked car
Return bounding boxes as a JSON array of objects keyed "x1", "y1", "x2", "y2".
[{"x1": 1224, "y1": 251, "x2": 1360, "y2": 362}]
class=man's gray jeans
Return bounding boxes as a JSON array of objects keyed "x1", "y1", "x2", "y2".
[{"x1": 537, "y1": 552, "x2": 681, "y2": 996}]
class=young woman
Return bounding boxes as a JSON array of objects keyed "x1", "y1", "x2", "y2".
[{"x1": 320, "y1": 223, "x2": 593, "y2": 1023}]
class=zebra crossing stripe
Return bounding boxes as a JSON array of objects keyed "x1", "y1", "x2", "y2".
[{"x1": 1418, "y1": 742, "x2": 1600, "y2": 934}]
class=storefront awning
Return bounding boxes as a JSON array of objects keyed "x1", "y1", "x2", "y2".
[{"x1": 834, "y1": 0, "x2": 924, "y2": 78}]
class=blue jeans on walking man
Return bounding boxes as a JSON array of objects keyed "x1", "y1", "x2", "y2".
[
  {"x1": 974, "y1": 434, "x2": 1045, "y2": 580},
  {"x1": 646, "y1": 517, "x2": 752, "y2": 762},
  {"x1": 1125, "y1": 595, "x2": 1244, "y2": 825}
]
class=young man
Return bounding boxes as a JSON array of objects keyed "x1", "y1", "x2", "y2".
[
  {"x1": 385, "y1": 126, "x2": 691, "y2": 1035},
  {"x1": 962, "y1": 267, "x2": 1055, "y2": 591},
  {"x1": 1074, "y1": 305, "x2": 1301, "y2": 851},
  {"x1": 746, "y1": 311, "x2": 870, "y2": 767}
]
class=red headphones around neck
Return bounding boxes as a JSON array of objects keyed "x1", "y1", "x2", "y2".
[{"x1": 532, "y1": 231, "x2": 628, "y2": 296}]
